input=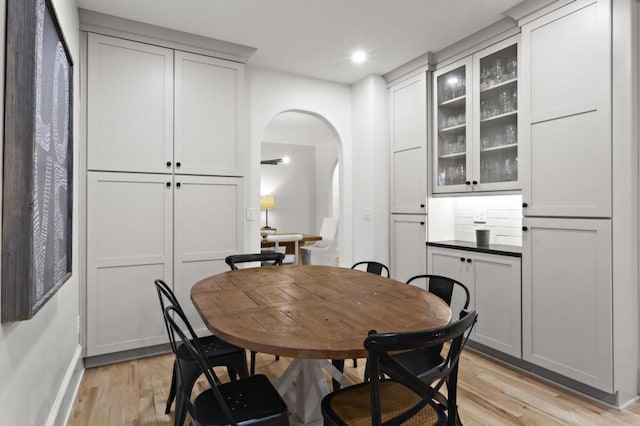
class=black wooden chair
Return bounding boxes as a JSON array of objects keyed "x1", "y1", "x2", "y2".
[
  {"x1": 321, "y1": 310, "x2": 477, "y2": 426},
  {"x1": 154, "y1": 279, "x2": 249, "y2": 426},
  {"x1": 351, "y1": 261, "x2": 390, "y2": 277},
  {"x1": 225, "y1": 252, "x2": 285, "y2": 270},
  {"x1": 224, "y1": 252, "x2": 285, "y2": 374},
  {"x1": 164, "y1": 305, "x2": 290, "y2": 426},
  {"x1": 391, "y1": 275, "x2": 471, "y2": 383}
]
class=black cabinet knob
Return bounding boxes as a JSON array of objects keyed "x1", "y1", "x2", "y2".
[
  {"x1": 465, "y1": 181, "x2": 471, "y2": 185},
  {"x1": 420, "y1": 203, "x2": 425, "y2": 208},
  {"x1": 472, "y1": 180, "x2": 478, "y2": 185},
  {"x1": 176, "y1": 162, "x2": 181, "y2": 168},
  {"x1": 166, "y1": 161, "x2": 171, "y2": 167},
  {"x1": 523, "y1": 202, "x2": 528, "y2": 208},
  {"x1": 522, "y1": 226, "x2": 528, "y2": 231},
  {"x1": 466, "y1": 258, "x2": 472, "y2": 263},
  {"x1": 176, "y1": 182, "x2": 181, "y2": 188},
  {"x1": 420, "y1": 221, "x2": 425, "y2": 226},
  {"x1": 460, "y1": 257, "x2": 465, "y2": 262},
  {"x1": 166, "y1": 182, "x2": 171, "y2": 187}
]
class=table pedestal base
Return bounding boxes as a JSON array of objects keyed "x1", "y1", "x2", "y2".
[{"x1": 273, "y1": 359, "x2": 353, "y2": 425}]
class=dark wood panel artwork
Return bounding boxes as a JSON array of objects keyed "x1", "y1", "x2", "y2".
[{"x1": 2, "y1": 0, "x2": 74, "y2": 322}]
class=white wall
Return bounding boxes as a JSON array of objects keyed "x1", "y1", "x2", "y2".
[
  {"x1": 350, "y1": 75, "x2": 390, "y2": 264},
  {"x1": 246, "y1": 66, "x2": 354, "y2": 264},
  {"x1": 0, "y1": 1, "x2": 82, "y2": 425},
  {"x1": 261, "y1": 142, "x2": 316, "y2": 231}
]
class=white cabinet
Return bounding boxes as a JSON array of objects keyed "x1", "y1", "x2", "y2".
[
  {"x1": 433, "y1": 37, "x2": 521, "y2": 194},
  {"x1": 522, "y1": 217, "x2": 612, "y2": 392},
  {"x1": 390, "y1": 215, "x2": 427, "y2": 282},
  {"x1": 87, "y1": 172, "x2": 173, "y2": 355},
  {"x1": 87, "y1": 173, "x2": 243, "y2": 355},
  {"x1": 85, "y1": 32, "x2": 246, "y2": 357},
  {"x1": 87, "y1": 34, "x2": 243, "y2": 177},
  {"x1": 520, "y1": 0, "x2": 611, "y2": 217},
  {"x1": 87, "y1": 34, "x2": 174, "y2": 174},
  {"x1": 173, "y1": 175, "x2": 243, "y2": 334},
  {"x1": 427, "y1": 246, "x2": 522, "y2": 358},
  {"x1": 174, "y1": 52, "x2": 243, "y2": 176},
  {"x1": 389, "y1": 73, "x2": 427, "y2": 214}
]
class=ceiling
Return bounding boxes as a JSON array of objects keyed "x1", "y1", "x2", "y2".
[{"x1": 76, "y1": 0, "x2": 526, "y2": 84}]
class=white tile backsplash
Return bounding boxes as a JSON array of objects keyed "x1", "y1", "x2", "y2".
[{"x1": 454, "y1": 195, "x2": 522, "y2": 246}]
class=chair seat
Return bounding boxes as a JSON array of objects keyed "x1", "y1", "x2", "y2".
[
  {"x1": 192, "y1": 374, "x2": 289, "y2": 425},
  {"x1": 176, "y1": 334, "x2": 245, "y2": 361},
  {"x1": 321, "y1": 380, "x2": 444, "y2": 426}
]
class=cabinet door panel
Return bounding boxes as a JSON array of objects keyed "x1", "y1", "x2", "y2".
[
  {"x1": 391, "y1": 148, "x2": 427, "y2": 214},
  {"x1": 87, "y1": 172, "x2": 173, "y2": 356},
  {"x1": 87, "y1": 34, "x2": 173, "y2": 174},
  {"x1": 472, "y1": 254, "x2": 521, "y2": 357},
  {"x1": 174, "y1": 176, "x2": 243, "y2": 333},
  {"x1": 175, "y1": 52, "x2": 243, "y2": 176},
  {"x1": 390, "y1": 215, "x2": 427, "y2": 283},
  {"x1": 521, "y1": 0, "x2": 611, "y2": 217},
  {"x1": 427, "y1": 247, "x2": 473, "y2": 315},
  {"x1": 522, "y1": 217, "x2": 612, "y2": 391},
  {"x1": 390, "y1": 75, "x2": 426, "y2": 152}
]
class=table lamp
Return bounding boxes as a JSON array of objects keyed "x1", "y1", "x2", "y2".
[{"x1": 260, "y1": 195, "x2": 275, "y2": 230}]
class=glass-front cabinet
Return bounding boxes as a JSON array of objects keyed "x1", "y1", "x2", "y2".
[{"x1": 433, "y1": 37, "x2": 520, "y2": 194}]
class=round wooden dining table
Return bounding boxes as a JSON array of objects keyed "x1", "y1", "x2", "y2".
[{"x1": 191, "y1": 265, "x2": 452, "y2": 425}]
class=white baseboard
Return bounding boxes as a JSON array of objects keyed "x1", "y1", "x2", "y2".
[{"x1": 46, "y1": 345, "x2": 85, "y2": 426}]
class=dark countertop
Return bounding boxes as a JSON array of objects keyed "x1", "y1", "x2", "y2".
[{"x1": 426, "y1": 240, "x2": 522, "y2": 257}]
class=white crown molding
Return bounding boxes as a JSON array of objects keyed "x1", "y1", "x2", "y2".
[
  {"x1": 78, "y1": 9, "x2": 256, "y2": 63},
  {"x1": 383, "y1": 51, "x2": 434, "y2": 85}
]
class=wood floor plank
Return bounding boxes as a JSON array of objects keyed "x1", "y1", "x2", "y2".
[{"x1": 69, "y1": 350, "x2": 640, "y2": 425}]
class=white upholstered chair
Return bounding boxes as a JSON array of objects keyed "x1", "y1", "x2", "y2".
[
  {"x1": 265, "y1": 234, "x2": 303, "y2": 265},
  {"x1": 301, "y1": 217, "x2": 339, "y2": 266}
]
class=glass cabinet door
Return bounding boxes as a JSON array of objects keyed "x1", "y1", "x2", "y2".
[
  {"x1": 476, "y1": 42, "x2": 519, "y2": 189},
  {"x1": 433, "y1": 59, "x2": 472, "y2": 192}
]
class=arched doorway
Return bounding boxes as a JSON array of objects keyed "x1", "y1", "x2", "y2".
[{"x1": 259, "y1": 111, "x2": 341, "y2": 251}]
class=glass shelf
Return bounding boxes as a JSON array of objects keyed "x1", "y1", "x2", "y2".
[
  {"x1": 480, "y1": 78, "x2": 517, "y2": 93},
  {"x1": 439, "y1": 95, "x2": 466, "y2": 108},
  {"x1": 439, "y1": 123, "x2": 466, "y2": 133},
  {"x1": 439, "y1": 151, "x2": 466, "y2": 159},
  {"x1": 480, "y1": 143, "x2": 518, "y2": 153},
  {"x1": 480, "y1": 110, "x2": 517, "y2": 125}
]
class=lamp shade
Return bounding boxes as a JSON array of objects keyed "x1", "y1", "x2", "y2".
[{"x1": 260, "y1": 195, "x2": 275, "y2": 210}]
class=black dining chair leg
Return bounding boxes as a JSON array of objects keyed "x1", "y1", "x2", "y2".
[
  {"x1": 353, "y1": 358, "x2": 358, "y2": 368},
  {"x1": 250, "y1": 350, "x2": 257, "y2": 376},
  {"x1": 331, "y1": 359, "x2": 345, "y2": 391},
  {"x1": 165, "y1": 362, "x2": 178, "y2": 414}
]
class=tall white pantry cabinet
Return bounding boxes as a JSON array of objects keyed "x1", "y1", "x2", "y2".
[
  {"x1": 85, "y1": 33, "x2": 245, "y2": 357},
  {"x1": 520, "y1": 0, "x2": 637, "y2": 403}
]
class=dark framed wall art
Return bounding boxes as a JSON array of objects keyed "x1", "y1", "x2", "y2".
[{"x1": 2, "y1": 0, "x2": 74, "y2": 322}]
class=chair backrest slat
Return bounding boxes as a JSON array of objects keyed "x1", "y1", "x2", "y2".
[
  {"x1": 351, "y1": 261, "x2": 390, "y2": 278},
  {"x1": 225, "y1": 252, "x2": 285, "y2": 270}
]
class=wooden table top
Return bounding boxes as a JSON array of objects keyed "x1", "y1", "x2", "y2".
[
  {"x1": 191, "y1": 265, "x2": 452, "y2": 359},
  {"x1": 260, "y1": 233, "x2": 322, "y2": 244}
]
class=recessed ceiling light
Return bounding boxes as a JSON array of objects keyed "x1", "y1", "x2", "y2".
[
  {"x1": 351, "y1": 50, "x2": 367, "y2": 64},
  {"x1": 282, "y1": 156, "x2": 290, "y2": 164}
]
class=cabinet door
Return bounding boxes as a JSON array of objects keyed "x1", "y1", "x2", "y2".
[
  {"x1": 472, "y1": 38, "x2": 521, "y2": 192},
  {"x1": 175, "y1": 51, "x2": 244, "y2": 176},
  {"x1": 522, "y1": 217, "x2": 612, "y2": 391},
  {"x1": 87, "y1": 172, "x2": 173, "y2": 356},
  {"x1": 433, "y1": 58, "x2": 473, "y2": 194},
  {"x1": 87, "y1": 34, "x2": 173, "y2": 174},
  {"x1": 426, "y1": 247, "x2": 473, "y2": 315},
  {"x1": 390, "y1": 74, "x2": 427, "y2": 213},
  {"x1": 521, "y1": 0, "x2": 611, "y2": 217},
  {"x1": 174, "y1": 176, "x2": 243, "y2": 335},
  {"x1": 390, "y1": 215, "x2": 427, "y2": 283},
  {"x1": 471, "y1": 253, "x2": 521, "y2": 357}
]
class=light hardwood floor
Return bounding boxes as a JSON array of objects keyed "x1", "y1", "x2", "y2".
[{"x1": 68, "y1": 349, "x2": 640, "y2": 425}]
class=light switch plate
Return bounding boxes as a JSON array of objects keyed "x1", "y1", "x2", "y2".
[
  {"x1": 246, "y1": 207, "x2": 257, "y2": 221},
  {"x1": 473, "y1": 209, "x2": 486, "y2": 223}
]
